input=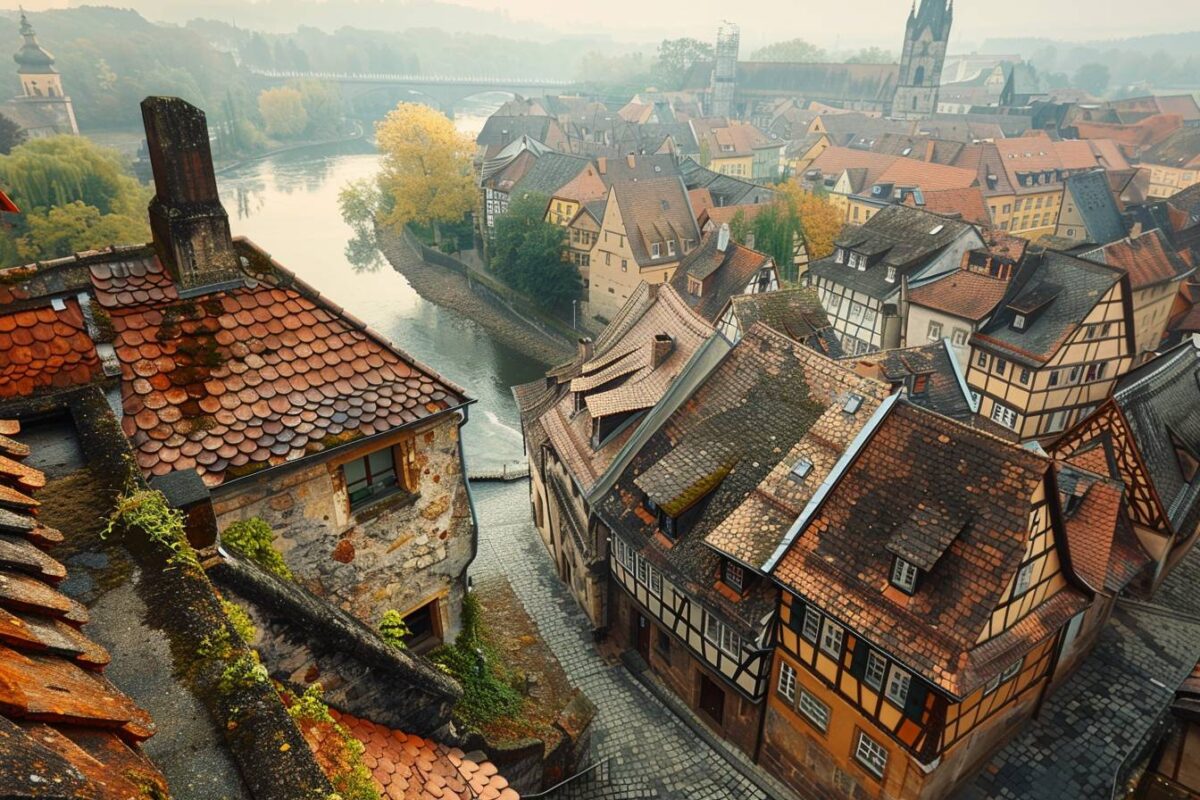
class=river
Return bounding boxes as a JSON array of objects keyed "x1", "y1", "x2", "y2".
[{"x1": 215, "y1": 117, "x2": 543, "y2": 474}]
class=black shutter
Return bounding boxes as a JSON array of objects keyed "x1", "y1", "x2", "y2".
[
  {"x1": 788, "y1": 599, "x2": 806, "y2": 633},
  {"x1": 848, "y1": 636, "x2": 870, "y2": 679},
  {"x1": 903, "y1": 679, "x2": 928, "y2": 721}
]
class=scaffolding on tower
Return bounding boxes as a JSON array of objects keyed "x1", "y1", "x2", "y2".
[{"x1": 711, "y1": 21, "x2": 739, "y2": 118}]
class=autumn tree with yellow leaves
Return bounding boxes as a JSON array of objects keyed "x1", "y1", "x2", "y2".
[
  {"x1": 774, "y1": 181, "x2": 842, "y2": 264},
  {"x1": 374, "y1": 103, "x2": 475, "y2": 241}
]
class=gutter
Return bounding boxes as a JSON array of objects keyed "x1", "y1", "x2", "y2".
[{"x1": 762, "y1": 392, "x2": 900, "y2": 574}]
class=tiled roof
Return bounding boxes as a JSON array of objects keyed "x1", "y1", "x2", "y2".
[
  {"x1": 805, "y1": 146, "x2": 896, "y2": 186},
  {"x1": 1056, "y1": 464, "x2": 1151, "y2": 593},
  {"x1": 907, "y1": 266, "x2": 1011, "y2": 321},
  {"x1": 301, "y1": 708, "x2": 517, "y2": 800},
  {"x1": 594, "y1": 153, "x2": 681, "y2": 185},
  {"x1": 599, "y1": 323, "x2": 888, "y2": 631},
  {"x1": 668, "y1": 232, "x2": 772, "y2": 324},
  {"x1": 0, "y1": 420, "x2": 168, "y2": 799},
  {"x1": 817, "y1": 112, "x2": 916, "y2": 148},
  {"x1": 1064, "y1": 170, "x2": 1127, "y2": 245},
  {"x1": 1138, "y1": 128, "x2": 1200, "y2": 170},
  {"x1": 510, "y1": 153, "x2": 593, "y2": 200},
  {"x1": 1085, "y1": 228, "x2": 1195, "y2": 290},
  {"x1": 94, "y1": 242, "x2": 467, "y2": 486},
  {"x1": 538, "y1": 284, "x2": 712, "y2": 492},
  {"x1": 974, "y1": 250, "x2": 1124, "y2": 366},
  {"x1": 691, "y1": 119, "x2": 769, "y2": 158},
  {"x1": 476, "y1": 115, "x2": 555, "y2": 147},
  {"x1": 679, "y1": 159, "x2": 775, "y2": 207},
  {"x1": 1074, "y1": 114, "x2": 1184, "y2": 156},
  {"x1": 902, "y1": 186, "x2": 991, "y2": 225},
  {"x1": 610, "y1": 177, "x2": 700, "y2": 268},
  {"x1": 772, "y1": 401, "x2": 1086, "y2": 696},
  {"x1": 808, "y1": 204, "x2": 978, "y2": 300},
  {"x1": 1113, "y1": 341, "x2": 1200, "y2": 534},
  {"x1": 844, "y1": 342, "x2": 974, "y2": 420},
  {"x1": 727, "y1": 288, "x2": 841, "y2": 355},
  {"x1": 871, "y1": 158, "x2": 979, "y2": 193},
  {"x1": 0, "y1": 298, "x2": 102, "y2": 400}
]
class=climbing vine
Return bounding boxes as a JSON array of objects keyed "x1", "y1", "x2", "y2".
[{"x1": 377, "y1": 610, "x2": 410, "y2": 649}]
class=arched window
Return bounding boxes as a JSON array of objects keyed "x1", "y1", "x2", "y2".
[{"x1": 914, "y1": 66, "x2": 926, "y2": 85}]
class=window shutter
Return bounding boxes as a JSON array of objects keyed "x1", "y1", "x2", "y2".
[
  {"x1": 788, "y1": 601, "x2": 806, "y2": 633},
  {"x1": 903, "y1": 679, "x2": 928, "y2": 721},
  {"x1": 848, "y1": 636, "x2": 870, "y2": 679}
]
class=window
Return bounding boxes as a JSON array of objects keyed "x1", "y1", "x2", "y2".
[
  {"x1": 989, "y1": 401, "x2": 1017, "y2": 430},
  {"x1": 649, "y1": 567, "x2": 663, "y2": 595},
  {"x1": 778, "y1": 662, "x2": 797, "y2": 702},
  {"x1": 798, "y1": 689, "x2": 831, "y2": 731},
  {"x1": 343, "y1": 448, "x2": 401, "y2": 509},
  {"x1": 927, "y1": 321, "x2": 943, "y2": 342},
  {"x1": 1048, "y1": 369, "x2": 1061, "y2": 387},
  {"x1": 891, "y1": 558, "x2": 919, "y2": 593},
  {"x1": 1084, "y1": 324, "x2": 1098, "y2": 340},
  {"x1": 820, "y1": 620, "x2": 844, "y2": 657},
  {"x1": 829, "y1": 295, "x2": 842, "y2": 313},
  {"x1": 1085, "y1": 362, "x2": 1107, "y2": 382},
  {"x1": 863, "y1": 307, "x2": 877, "y2": 325},
  {"x1": 605, "y1": 252, "x2": 612, "y2": 266},
  {"x1": 984, "y1": 674, "x2": 1001, "y2": 694},
  {"x1": 885, "y1": 667, "x2": 911, "y2": 706},
  {"x1": 885, "y1": 266, "x2": 897, "y2": 283},
  {"x1": 667, "y1": 240, "x2": 677, "y2": 256},
  {"x1": 843, "y1": 394, "x2": 865, "y2": 414},
  {"x1": 1013, "y1": 314, "x2": 1026, "y2": 330},
  {"x1": 621, "y1": 259, "x2": 628, "y2": 272},
  {"x1": 705, "y1": 614, "x2": 741, "y2": 656},
  {"x1": 1045, "y1": 409, "x2": 1069, "y2": 434},
  {"x1": 864, "y1": 650, "x2": 887, "y2": 690},
  {"x1": 636, "y1": 554, "x2": 649, "y2": 585},
  {"x1": 849, "y1": 302, "x2": 864, "y2": 322},
  {"x1": 802, "y1": 607, "x2": 821, "y2": 642},
  {"x1": 1000, "y1": 657, "x2": 1023, "y2": 683},
  {"x1": 994, "y1": 358, "x2": 1007, "y2": 377},
  {"x1": 1019, "y1": 368, "x2": 1031, "y2": 385},
  {"x1": 854, "y1": 731, "x2": 888, "y2": 778},
  {"x1": 1069, "y1": 366, "x2": 1082, "y2": 383},
  {"x1": 835, "y1": 248, "x2": 845, "y2": 264},
  {"x1": 790, "y1": 457, "x2": 814, "y2": 480},
  {"x1": 724, "y1": 561, "x2": 745, "y2": 592},
  {"x1": 976, "y1": 351, "x2": 989, "y2": 369},
  {"x1": 1013, "y1": 562, "x2": 1034, "y2": 596},
  {"x1": 651, "y1": 242, "x2": 661, "y2": 258}
]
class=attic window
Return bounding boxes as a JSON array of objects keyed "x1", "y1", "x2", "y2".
[
  {"x1": 790, "y1": 457, "x2": 814, "y2": 481},
  {"x1": 835, "y1": 248, "x2": 845, "y2": 264},
  {"x1": 660, "y1": 199, "x2": 670, "y2": 210},
  {"x1": 1012, "y1": 314, "x2": 1026, "y2": 330},
  {"x1": 843, "y1": 394, "x2": 865, "y2": 415},
  {"x1": 911, "y1": 374, "x2": 929, "y2": 395},
  {"x1": 929, "y1": 224, "x2": 945, "y2": 235},
  {"x1": 652, "y1": 242, "x2": 661, "y2": 258},
  {"x1": 885, "y1": 266, "x2": 897, "y2": 283},
  {"x1": 687, "y1": 276, "x2": 703, "y2": 297},
  {"x1": 667, "y1": 240, "x2": 677, "y2": 256},
  {"x1": 891, "y1": 557, "x2": 919, "y2": 593},
  {"x1": 901, "y1": 147, "x2": 912, "y2": 156}
]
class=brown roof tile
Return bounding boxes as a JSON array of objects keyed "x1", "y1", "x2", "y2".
[
  {"x1": 0, "y1": 298, "x2": 101, "y2": 400},
  {"x1": 908, "y1": 267, "x2": 1011, "y2": 321},
  {"x1": 1086, "y1": 228, "x2": 1195, "y2": 290}
]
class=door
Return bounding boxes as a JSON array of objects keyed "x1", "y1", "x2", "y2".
[
  {"x1": 698, "y1": 673, "x2": 725, "y2": 727},
  {"x1": 634, "y1": 612, "x2": 651, "y2": 661}
]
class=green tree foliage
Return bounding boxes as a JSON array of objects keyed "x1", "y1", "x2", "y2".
[
  {"x1": 0, "y1": 114, "x2": 25, "y2": 156},
  {"x1": 845, "y1": 47, "x2": 897, "y2": 64},
  {"x1": 750, "y1": 39, "x2": 828, "y2": 63},
  {"x1": 221, "y1": 518, "x2": 294, "y2": 580},
  {"x1": 1073, "y1": 62, "x2": 1111, "y2": 96},
  {"x1": 18, "y1": 202, "x2": 148, "y2": 262},
  {"x1": 258, "y1": 86, "x2": 309, "y2": 140},
  {"x1": 430, "y1": 594, "x2": 523, "y2": 729},
  {"x1": 291, "y1": 80, "x2": 345, "y2": 139},
  {"x1": 654, "y1": 38, "x2": 714, "y2": 89},
  {"x1": 491, "y1": 194, "x2": 580, "y2": 311}
]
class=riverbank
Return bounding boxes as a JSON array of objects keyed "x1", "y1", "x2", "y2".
[
  {"x1": 377, "y1": 226, "x2": 575, "y2": 366},
  {"x1": 214, "y1": 123, "x2": 366, "y2": 176}
]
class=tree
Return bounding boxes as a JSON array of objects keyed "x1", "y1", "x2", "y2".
[
  {"x1": 292, "y1": 80, "x2": 344, "y2": 139},
  {"x1": 1073, "y1": 63, "x2": 1111, "y2": 96},
  {"x1": 491, "y1": 194, "x2": 579, "y2": 310},
  {"x1": 845, "y1": 47, "x2": 897, "y2": 64},
  {"x1": 0, "y1": 135, "x2": 146, "y2": 216},
  {"x1": 749, "y1": 39, "x2": 827, "y2": 63},
  {"x1": 258, "y1": 87, "x2": 309, "y2": 140},
  {"x1": 655, "y1": 38, "x2": 714, "y2": 90},
  {"x1": 773, "y1": 182, "x2": 842, "y2": 277},
  {"x1": 374, "y1": 103, "x2": 475, "y2": 239},
  {"x1": 18, "y1": 201, "x2": 148, "y2": 262},
  {"x1": 0, "y1": 114, "x2": 25, "y2": 156}
]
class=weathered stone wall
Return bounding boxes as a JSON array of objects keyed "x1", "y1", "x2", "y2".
[{"x1": 211, "y1": 413, "x2": 475, "y2": 640}]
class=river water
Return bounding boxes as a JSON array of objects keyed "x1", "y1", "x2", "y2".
[{"x1": 215, "y1": 121, "x2": 543, "y2": 474}]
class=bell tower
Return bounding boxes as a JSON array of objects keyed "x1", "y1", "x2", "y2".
[
  {"x1": 891, "y1": 0, "x2": 952, "y2": 120},
  {"x1": 8, "y1": 9, "x2": 78, "y2": 135}
]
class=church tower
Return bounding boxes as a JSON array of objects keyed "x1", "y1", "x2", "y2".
[
  {"x1": 891, "y1": 0, "x2": 952, "y2": 120},
  {"x1": 7, "y1": 10, "x2": 79, "y2": 136}
]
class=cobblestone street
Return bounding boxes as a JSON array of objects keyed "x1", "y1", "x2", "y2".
[{"x1": 469, "y1": 481, "x2": 776, "y2": 800}]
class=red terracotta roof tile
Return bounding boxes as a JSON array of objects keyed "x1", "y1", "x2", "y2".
[
  {"x1": 908, "y1": 268, "x2": 1011, "y2": 321},
  {"x1": 1087, "y1": 228, "x2": 1195, "y2": 290},
  {"x1": 93, "y1": 249, "x2": 466, "y2": 486},
  {"x1": 0, "y1": 298, "x2": 102, "y2": 400}
]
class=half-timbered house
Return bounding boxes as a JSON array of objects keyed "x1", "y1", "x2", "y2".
[
  {"x1": 513, "y1": 283, "x2": 714, "y2": 630},
  {"x1": 759, "y1": 400, "x2": 1091, "y2": 800},
  {"x1": 598, "y1": 323, "x2": 891, "y2": 755},
  {"x1": 966, "y1": 250, "x2": 1134, "y2": 442},
  {"x1": 668, "y1": 225, "x2": 778, "y2": 326},
  {"x1": 1050, "y1": 340, "x2": 1200, "y2": 591},
  {"x1": 808, "y1": 205, "x2": 983, "y2": 356}
]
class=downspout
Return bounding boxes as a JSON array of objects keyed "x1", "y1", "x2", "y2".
[{"x1": 456, "y1": 406, "x2": 482, "y2": 598}]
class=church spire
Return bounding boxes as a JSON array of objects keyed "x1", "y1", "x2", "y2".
[{"x1": 13, "y1": 7, "x2": 57, "y2": 75}]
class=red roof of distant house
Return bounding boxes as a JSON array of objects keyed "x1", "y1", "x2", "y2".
[
  {"x1": 1088, "y1": 229, "x2": 1196, "y2": 290},
  {"x1": 908, "y1": 268, "x2": 1011, "y2": 321},
  {"x1": 903, "y1": 187, "x2": 991, "y2": 225},
  {"x1": 0, "y1": 189, "x2": 18, "y2": 215}
]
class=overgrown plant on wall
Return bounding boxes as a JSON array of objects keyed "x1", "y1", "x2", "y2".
[
  {"x1": 430, "y1": 593, "x2": 523, "y2": 729},
  {"x1": 221, "y1": 517, "x2": 294, "y2": 580},
  {"x1": 287, "y1": 684, "x2": 380, "y2": 800},
  {"x1": 103, "y1": 478, "x2": 199, "y2": 571}
]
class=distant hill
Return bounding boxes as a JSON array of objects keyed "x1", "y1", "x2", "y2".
[{"x1": 982, "y1": 32, "x2": 1200, "y2": 90}]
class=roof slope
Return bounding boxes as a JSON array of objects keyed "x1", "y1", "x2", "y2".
[
  {"x1": 610, "y1": 177, "x2": 700, "y2": 268},
  {"x1": 1055, "y1": 465, "x2": 1150, "y2": 593},
  {"x1": 669, "y1": 232, "x2": 773, "y2": 324},
  {"x1": 772, "y1": 401, "x2": 1085, "y2": 696},
  {"x1": 907, "y1": 266, "x2": 1011, "y2": 321},
  {"x1": 510, "y1": 152, "x2": 593, "y2": 199},
  {"x1": 845, "y1": 342, "x2": 974, "y2": 419},
  {"x1": 1064, "y1": 171, "x2": 1126, "y2": 245},
  {"x1": 728, "y1": 288, "x2": 841, "y2": 356},
  {"x1": 1084, "y1": 228, "x2": 1195, "y2": 290},
  {"x1": 0, "y1": 420, "x2": 169, "y2": 799},
  {"x1": 0, "y1": 296, "x2": 102, "y2": 400},
  {"x1": 94, "y1": 242, "x2": 467, "y2": 486}
]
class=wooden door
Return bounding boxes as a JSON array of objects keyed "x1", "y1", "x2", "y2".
[
  {"x1": 635, "y1": 612, "x2": 651, "y2": 661},
  {"x1": 698, "y1": 673, "x2": 725, "y2": 726}
]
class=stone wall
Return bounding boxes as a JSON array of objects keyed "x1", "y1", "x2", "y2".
[{"x1": 211, "y1": 413, "x2": 475, "y2": 641}]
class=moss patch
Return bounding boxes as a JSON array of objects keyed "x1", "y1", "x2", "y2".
[{"x1": 221, "y1": 518, "x2": 293, "y2": 580}]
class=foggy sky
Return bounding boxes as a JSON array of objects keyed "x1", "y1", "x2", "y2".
[{"x1": 7, "y1": 0, "x2": 1198, "y2": 50}]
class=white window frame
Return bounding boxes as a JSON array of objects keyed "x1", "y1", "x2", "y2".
[
  {"x1": 649, "y1": 567, "x2": 663, "y2": 596},
  {"x1": 798, "y1": 688, "x2": 831, "y2": 731},
  {"x1": 705, "y1": 614, "x2": 741, "y2": 657},
  {"x1": 1013, "y1": 314, "x2": 1026, "y2": 330},
  {"x1": 891, "y1": 558, "x2": 919, "y2": 592},
  {"x1": 1000, "y1": 657, "x2": 1023, "y2": 683},
  {"x1": 820, "y1": 620, "x2": 844, "y2": 657},
  {"x1": 864, "y1": 650, "x2": 887, "y2": 690},
  {"x1": 636, "y1": 554, "x2": 649, "y2": 584},
  {"x1": 885, "y1": 266, "x2": 897, "y2": 283},
  {"x1": 854, "y1": 731, "x2": 889, "y2": 778},
  {"x1": 885, "y1": 666, "x2": 911, "y2": 706},
  {"x1": 990, "y1": 402, "x2": 1018, "y2": 431},
  {"x1": 667, "y1": 240, "x2": 677, "y2": 257},
  {"x1": 778, "y1": 662, "x2": 797, "y2": 702},
  {"x1": 1013, "y1": 562, "x2": 1034, "y2": 596},
  {"x1": 952, "y1": 328, "x2": 968, "y2": 346},
  {"x1": 802, "y1": 607, "x2": 821, "y2": 642},
  {"x1": 927, "y1": 321, "x2": 943, "y2": 342},
  {"x1": 651, "y1": 242, "x2": 661, "y2": 258}
]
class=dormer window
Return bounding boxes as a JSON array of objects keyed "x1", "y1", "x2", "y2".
[
  {"x1": 651, "y1": 242, "x2": 661, "y2": 258},
  {"x1": 687, "y1": 276, "x2": 703, "y2": 297},
  {"x1": 835, "y1": 248, "x2": 845, "y2": 264},
  {"x1": 1013, "y1": 314, "x2": 1026, "y2": 330},
  {"x1": 843, "y1": 394, "x2": 865, "y2": 415},
  {"x1": 885, "y1": 266, "x2": 897, "y2": 283},
  {"x1": 790, "y1": 457, "x2": 814, "y2": 480},
  {"x1": 891, "y1": 557, "x2": 919, "y2": 593},
  {"x1": 929, "y1": 224, "x2": 944, "y2": 235},
  {"x1": 723, "y1": 560, "x2": 746, "y2": 593},
  {"x1": 667, "y1": 240, "x2": 677, "y2": 256}
]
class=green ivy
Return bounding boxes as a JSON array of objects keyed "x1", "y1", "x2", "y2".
[
  {"x1": 429, "y1": 593, "x2": 521, "y2": 728},
  {"x1": 221, "y1": 517, "x2": 294, "y2": 580},
  {"x1": 286, "y1": 684, "x2": 380, "y2": 800},
  {"x1": 377, "y1": 610, "x2": 410, "y2": 649},
  {"x1": 219, "y1": 652, "x2": 269, "y2": 693}
]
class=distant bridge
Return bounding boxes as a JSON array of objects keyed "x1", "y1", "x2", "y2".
[{"x1": 246, "y1": 68, "x2": 578, "y2": 115}]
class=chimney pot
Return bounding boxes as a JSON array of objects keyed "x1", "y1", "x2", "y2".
[
  {"x1": 141, "y1": 97, "x2": 239, "y2": 290},
  {"x1": 652, "y1": 333, "x2": 674, "y2": 368},
  {"x1": 578, "y1": 337, "x2": 594, "y2": 363}
]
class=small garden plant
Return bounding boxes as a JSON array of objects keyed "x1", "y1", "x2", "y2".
[
  {"x1": 430, "y1": 593, "x2": 523, "y2": 729},
  {"x1": 377, "y1": 610, "x2": 410, "y2": 649},
  {"x1": 221, "y1": 517, "x2": 293, "y2": 580}
]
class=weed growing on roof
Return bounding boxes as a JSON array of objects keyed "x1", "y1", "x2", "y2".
[
  {"x1": 103, "y1": 479, "x2": 199, "y2": 571},
  {"x1": 197, "y1": 625, "x2": 233, "y2": 661},
  {"x1": 430, "y1": 593, "x2": 522, "y2": 729},
  {"x1": 221, "y1": 517, "x2": 293, "y2": 580},
  {"x1": 222, "y1": 600, "x2": 257, "y2": 644},
  {"x1": 377, "y1": 610, "x2": 410, "y2": 649},
  {"x1": 285, "y1": 684, "x2": 380, "y2": 800},
  {"x1": 218, "y1": 652, "x2": 269, "y2": 693}
]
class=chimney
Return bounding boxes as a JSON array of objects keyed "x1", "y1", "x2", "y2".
[
  {"x1": 597, "y1": 157, "x2": 607, "y2": 174},
  {"x1": 717, "y1": 223, "x2": 731, "y2": 253},
  {"x1": 142, "y1": 97, "x2": 240, "y2": 291},
  {"x1": 577, "y1": 337, "x2": 594, "y2": 363},
  {"x1": 626, "y1": 154, "x2": 636, "y2": 169},
  {"x1": 652, "y1": 333, "x2": 674, "y2": 368}
]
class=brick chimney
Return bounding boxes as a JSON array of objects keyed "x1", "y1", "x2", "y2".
[
  {"x1": 141, "y1": 97, "x2": 240, "y2": 290},
  {"x1": 651, "y1": 333, "x2": 674, "y2": 368}
]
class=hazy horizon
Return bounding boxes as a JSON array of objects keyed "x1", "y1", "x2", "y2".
[{"x1": 3, "y1": 0, "x2": 1198, "y2": 51}]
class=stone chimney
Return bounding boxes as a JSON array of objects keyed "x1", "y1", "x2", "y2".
[
  {"x1": 717, "y1": 223, "x2": 731, "y2": 253},
  {"x1": 577, "y1": 337, "x2": 594, "y2": 363},
  {"x1": 142, "y1": 97, "x2": 240, "y2": 290},
  {"x1": 651, "y1": 333, "x2": 674, "y2": 368}
]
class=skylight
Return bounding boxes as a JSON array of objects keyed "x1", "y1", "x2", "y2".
[
  {"x1": 843, "y1": 394, "x2": 865, "y2": 414},
  {"x1": 790, "y1": 458, "x2": 814, "y2": 480},
  {"x1": 929, "y1": 224, "x2": 945, "y2": 235}
]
